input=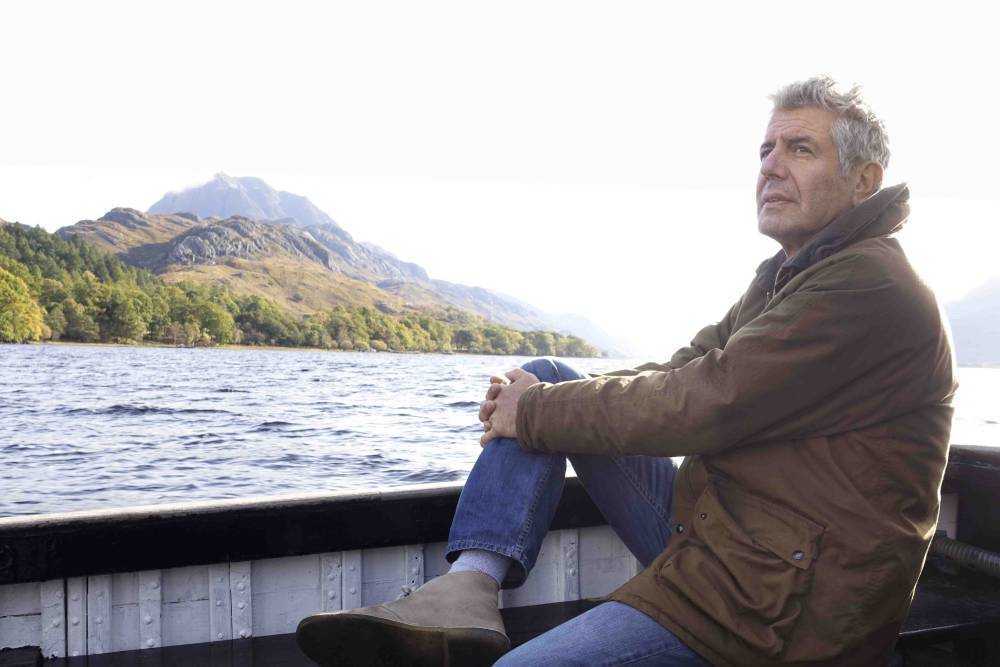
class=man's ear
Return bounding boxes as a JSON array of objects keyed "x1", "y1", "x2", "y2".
[{"x1": 852, "y1": 162, "x2": 884, "y2": 203}]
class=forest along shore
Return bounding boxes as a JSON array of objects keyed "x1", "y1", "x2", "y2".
[{"x1": 0, "y1": 221, "x2": 601, "y2": 356}]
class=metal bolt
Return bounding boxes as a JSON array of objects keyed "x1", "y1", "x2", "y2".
[
  {"x1": 567, "y1": 569, "x2": 576, "y2": 576},
  {"x1": 238, "y1": 602, "x2": 246, "y2": 610},
  {"x1": 51, "y1": 619, "x2": 60, "y2": 628},
  {"x1": 152, "y1": 582, "x2": 159, "y2": 589},
  {"x1": 216, "y1": 600, "x2": 222, "y2": 607},
  {"x1": 792, "y1": 550, "x2": 805, "y2": 561},
  {"x1": 218, "y1": 632, "x2": 224, "y2": 639},
  {"x1": 237, "y1": 582, "x2": 245, "y2": 592},
  {"x1": 350, "y1": 587, "x2": 357, "y2": 595},
  {"x1": 328, "y1": 591, "x2": 336, "y2": 599},
  {"x1": 71, "y1": 594, "x2": 79, "y2": 601},
  {"x1": 71, "y1": 618, "x2": 79, "y2": 626},
  {"x1": 147, "y1": 638, "x2": 155, "y2": 647},
  {"x1": 240, "y1": 630, "x2": 249, "y2": 638},
  {"x1": 700, "y1": 513, "x2": 707, "y2": 520},
  {"x1": 144, "y1": 615, "x2": 152, "y2": 624},
  {"x1": 96, "y1": 617, "x2": 103, "y2": 625},
  {"x1": 675, "y1": 524, "x2": 685, "y2": 534}
]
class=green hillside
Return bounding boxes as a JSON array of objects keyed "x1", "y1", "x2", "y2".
[{"x1": 0, "y1": 221, "x2": 599, "y2": 356}]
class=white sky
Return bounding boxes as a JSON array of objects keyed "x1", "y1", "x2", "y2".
[{"x1": 2, "y1": 1, "x2": 997, "y2": 356}]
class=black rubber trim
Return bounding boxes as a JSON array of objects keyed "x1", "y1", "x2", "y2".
[{"x1": 0, "y1": 478, "x2": 606, "y2": 585}]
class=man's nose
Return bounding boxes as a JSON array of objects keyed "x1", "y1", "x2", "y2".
[{"x1": 760, "y1": 148, "x2": 787, "y2": 180}]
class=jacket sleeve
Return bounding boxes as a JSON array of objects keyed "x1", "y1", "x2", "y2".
[
  {"x1": 515, "y1": 259, "x2": 950, "y2": 457},
  {"x1": 590, "y1": 296, "x2": 745, "y2": 378}
]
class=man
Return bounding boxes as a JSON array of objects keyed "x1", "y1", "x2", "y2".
[{"x1": 297, "y1": 77, "x2": 956, "y2": 665}]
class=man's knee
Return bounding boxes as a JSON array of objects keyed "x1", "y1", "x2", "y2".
[
  {"x1": 520, "y1": 357, "x2": 561, "y2": 383},
  {"x1": 521, "y1": 357, "x2": 587, "y2": 384}
]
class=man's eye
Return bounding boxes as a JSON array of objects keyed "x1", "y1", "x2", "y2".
[{"x1": 794, "y1": 145, "x2": 812, "y2": 155}]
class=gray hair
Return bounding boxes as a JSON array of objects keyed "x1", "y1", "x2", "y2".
[{"x1": 770, "y1": 76, "x2": 890, "y2": 175}]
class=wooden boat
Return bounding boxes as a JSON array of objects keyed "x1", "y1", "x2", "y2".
[{"x1": 1, "y1": 445, "x2": 999, "y2": 665}]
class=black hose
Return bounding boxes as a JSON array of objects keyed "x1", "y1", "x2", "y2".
[{"x1": 931, "y1": 533, "x2": 1000, "y2": 579}]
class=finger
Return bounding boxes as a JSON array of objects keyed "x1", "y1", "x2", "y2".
[
  {"x1": 505, "y1": 367, "x2": 531, "y2": 383},
  {"x1": 480, "y1": 428, "x2": 497, "y2": 447},
  {"x1": 478, "y1": 400, "x2": 495, "y2": 422},
  {"x1": 486, "y1": 384, "x2": 502, "y2": 401},
  {"x1": 489, "y1": 375, "x2": 509, "y2": 386}
]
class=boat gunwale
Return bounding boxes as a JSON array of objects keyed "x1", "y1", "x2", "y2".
[{"x1": 0, "y1": 444, "x2": 996, "y2": 586}]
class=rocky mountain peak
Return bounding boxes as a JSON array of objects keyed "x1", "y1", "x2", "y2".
[{"x1": 149, "y1": 174, "x2": 344, "y2": 234}]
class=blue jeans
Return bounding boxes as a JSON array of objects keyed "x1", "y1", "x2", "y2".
[{"x1": 447, "y1": 358, "x2": 708, "y2": 665}]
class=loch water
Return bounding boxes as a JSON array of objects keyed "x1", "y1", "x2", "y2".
[{"x1": 1, "y1": 343, "x2": 997, "y2": 517}]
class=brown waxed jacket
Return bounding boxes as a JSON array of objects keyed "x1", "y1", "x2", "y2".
[{"x1": 515, "y1": 184, "x2": 957, "y2": 665}]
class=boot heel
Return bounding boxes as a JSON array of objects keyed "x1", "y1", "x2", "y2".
[{"x1": 445, "y1": 628, "x2": 510, "y2": 666}]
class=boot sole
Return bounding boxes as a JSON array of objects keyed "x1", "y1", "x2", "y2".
[{"x1": 296, "y1": 612, "x2": 510, "y2": 666}]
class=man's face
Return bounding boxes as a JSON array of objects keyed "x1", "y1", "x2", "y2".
[{"x1": 756, "y1": 107, "x2": 857, "y2": 255}]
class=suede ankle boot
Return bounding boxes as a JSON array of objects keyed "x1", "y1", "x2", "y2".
[{"x1": 295, "y1": 570, "x2": 509, "y2": 666}]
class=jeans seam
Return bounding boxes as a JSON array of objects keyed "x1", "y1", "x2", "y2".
[
  {"x1": 618, "y1": 645, "x2": 697, "y2": 665},
  {"x1": 512, "y1": 453, "x2": 557, "y2": 564},
  {"x1": 610, "y1": 456, "x2": 671, "y2": 523}
]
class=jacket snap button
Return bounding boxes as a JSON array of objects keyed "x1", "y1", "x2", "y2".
[
  {"x1": 675, "y1": 524, "x2": 684, "y2": 534},
  {"x1": 699, "y1": 513, "x2": 707, "y2": 520},
  {"x1": 792, "y1": 550, "x2": 805, "y2": 561}
]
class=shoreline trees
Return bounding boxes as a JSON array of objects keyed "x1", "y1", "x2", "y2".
[{"x1": 0, "y1": 222, "x2": 601, "y2": 357}]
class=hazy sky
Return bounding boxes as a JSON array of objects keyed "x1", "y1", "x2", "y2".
[{"x1": 2, "y1": 1, "x2": 997, "y2": 356}]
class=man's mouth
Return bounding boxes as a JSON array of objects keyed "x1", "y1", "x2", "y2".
[{"x1": 761, "y1": 194, "x2": 794, "y2": 207}]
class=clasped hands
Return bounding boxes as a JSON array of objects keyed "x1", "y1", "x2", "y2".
[{"x1": 477, "y1": 368, "x2": 540, "y2": 447}]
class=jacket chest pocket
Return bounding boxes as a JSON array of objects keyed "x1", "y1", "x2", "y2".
[{"x1": 657, "y1": 481, "x2": 825, "y2": 658}]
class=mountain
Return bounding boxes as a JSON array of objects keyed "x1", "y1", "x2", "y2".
[
  {"x1": 59, "y1": 176, "x2": 629, "y2": 354},
  {"x1": 947, "y1": 278, "x2": 1000, "y2": 366},
  {"x1": 150, "y1": 173, "x2": 341, "y2": 232}
]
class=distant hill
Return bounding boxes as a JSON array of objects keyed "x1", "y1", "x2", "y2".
[
  {"x1": 948, "y1": 278, "x2": 1000, "y2": 366},
  {"x1": 61, "y1": 175, "x2": 629, "y2": 354}
]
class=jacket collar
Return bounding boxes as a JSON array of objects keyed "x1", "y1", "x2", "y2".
[{"x1": 756, "y1": 183, "x2": 910, "y2": 294}]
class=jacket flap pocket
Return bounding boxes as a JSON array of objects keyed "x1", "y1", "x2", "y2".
[{"x1": 701, "y1": 482, "x2": 825, "y2": 570}]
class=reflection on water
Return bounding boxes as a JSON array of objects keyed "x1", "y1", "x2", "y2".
[{"x1": 0, "y1": 343, "x2": 996, "y2": 517}]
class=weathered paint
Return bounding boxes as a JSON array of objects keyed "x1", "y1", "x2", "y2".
[
  {"x1": 66, "y1": 577, "x2": 87, "y2": 657},
  {"x1": 342, "y1": 550, "x2": 363, "y2": 610},
  {"x1": 40, "y1": 579, "x2": 65, "y2": 658},
  {"x1": 86, "y1": 574, "x2": 112, "y2": 654},
  {"x1": 320, "y1": 552, "x2": 343, "y2": 613},
  {"x1": 139, "y1": 570, "x2": 163, "y2": 650},
  {"x1": 1, "y1": 525, "x2": 639, "y2": 655},
  {"x1": 230, "y1": 562, "x2": 252, "y2": 640}
]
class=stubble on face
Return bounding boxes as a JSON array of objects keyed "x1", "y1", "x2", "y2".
[{"x1": 756, "y1": 107, "x2": 856, "y2": 257}]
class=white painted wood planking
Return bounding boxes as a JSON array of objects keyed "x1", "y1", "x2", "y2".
[
  {"x1": 558, "y1": 529, "x2": 581, "y2": 602},
  {"x1": 138, "y1": 570, "x2": 163, "y2": 650},
  {"x1": 230, "y1": 561, "x2": 252, "y2": 639},
  {"x1": 251, "y1": 555, "x2": 321, "y2": 637},
  {"x1": 66, "y1": 577, "x2": 87, "y2": 657},
  {"x1": 0, "y1": 581, "x2": 41, "y2": 652},
  {"x1": 86, "y1": 574, "x2": 112, "y2": 654},
  {"x1": 320, "y1": 552, "x2": 343, "y2": 612},
  {"x1": 362, "y1": 546, "x2": 409, "y2": 606},
  {"x1": 161, "y1": 565, "x2": 211, "y2": 647},
  {"x1": 404, "y1": 544, "x2": 425, "y2": 590},
  {"x1": 40, "y1": 579, "x2": 66, "y2": 658},
  {"x1": 0, "y1": 525, "x2": 640, "y2": 655},
  {"x1": 208, "y1": 564, "x2": 231, "y2": 642},
  {"x1": 342, "y1": 550, "x2": 363, "y2": 610}
]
